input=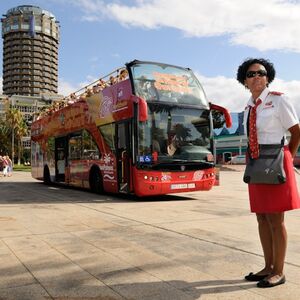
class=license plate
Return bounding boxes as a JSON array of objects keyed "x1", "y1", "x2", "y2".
[{"x1": 171, "y1": 183, "x2": 195, "y2": 190}]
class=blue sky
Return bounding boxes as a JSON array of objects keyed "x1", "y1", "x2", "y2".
[{"x1": 1, "y1": 0, "x2": 300, "y2": 115}]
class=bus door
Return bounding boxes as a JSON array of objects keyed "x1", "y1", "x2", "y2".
[
  {"x1": 55, "y1": 136, "x2": 67, "y2": 182},
  {"x1": 116, "y1": 121, "x2": 131, "y2": 192}
]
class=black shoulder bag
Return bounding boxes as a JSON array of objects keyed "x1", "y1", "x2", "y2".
[{"x1": 243, "y1": 108, "x2": 286, "y2": 185}]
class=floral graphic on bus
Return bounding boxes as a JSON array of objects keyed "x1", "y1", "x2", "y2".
[
  {"x1": 103, "y1": 153, "x2": 112, "y2": 164},
  {"x1": 100, "y1": 153, "x2": 115, "y2": 181},
  {"x1": 100, "y1": 96, "x2": 113, "y2": 118}
]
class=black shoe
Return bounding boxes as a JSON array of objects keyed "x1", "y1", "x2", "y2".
[
  {"x1": 257, "y1": 275, "x2": 286, "y2": 288},
  {"x1": 245, "y1": 272, "x2": 269, "y2": 281}
]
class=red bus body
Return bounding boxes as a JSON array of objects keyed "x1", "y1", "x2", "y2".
[{"x1": 31, "y1": 60, "x2": 230, "y2": 196}]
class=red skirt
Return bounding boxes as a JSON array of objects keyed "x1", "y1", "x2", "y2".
[{"x1": 248, "y1": 147, "x2": 300, "y2": 213}]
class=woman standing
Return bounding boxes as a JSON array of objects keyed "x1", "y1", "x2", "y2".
[{"x1": 236, "y1": 58, "x2": 300, "y2": 288}]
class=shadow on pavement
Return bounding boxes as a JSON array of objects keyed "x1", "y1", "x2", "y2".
[{"x1": 0, "y1": 180, "x2": 196, "y2": 205}]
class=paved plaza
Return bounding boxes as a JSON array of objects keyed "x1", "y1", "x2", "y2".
[{"x1": 0, "y1": 169, "x2": 300, "y2": 299}]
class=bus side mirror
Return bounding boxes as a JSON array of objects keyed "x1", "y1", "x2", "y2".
[
  {"x1": 209, "y1": 103, "x2": 232, "y2": 128},
  {"x1": 138, "y1": 97, "x2": 148, "y2": 122}
]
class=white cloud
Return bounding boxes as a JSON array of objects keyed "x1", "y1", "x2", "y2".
[
  {"x1": 58, "y1": 78, "x2": 80, "y2": 96},
  {"x1": 58, "y1": 76, "x2": 99, "y2": 97},
  {"x1": 58, "y1": 78, "x2": 88, "y2": 96},
  {"x1": 196, "y1": 73, "x2": 248, "y2": 113},
  {"x1": 71, "y1": 0, "x2": 300, "y2": 53},
  {"x1": 197, "y1": 73, "x2": 300, "y2": 116},
  {"x1": 0, "y1": 77, "x2": 2, "y2": 94}
]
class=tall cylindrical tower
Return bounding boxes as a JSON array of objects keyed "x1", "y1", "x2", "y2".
[{"x1": 1, "y1": 5, "x2": 59, "y2": 96}]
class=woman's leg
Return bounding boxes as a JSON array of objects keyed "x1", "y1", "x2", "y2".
[
  {"x1": 266, "y1": 212, "x2": 287, "y2": 278},
  {"x1": 256, "y1": 213, "x2": 274, "y2": 274}
]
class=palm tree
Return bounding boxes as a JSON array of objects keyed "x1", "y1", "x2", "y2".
[
  {"x1": 0, "y1": 119, "x2": 10, "y2": 155},
  {"x1": 15, "y1": 119, "x2": 28, "y2": 165},
  {"x1": 6, "y1": 108, "x2": 22, "y2": 165}
]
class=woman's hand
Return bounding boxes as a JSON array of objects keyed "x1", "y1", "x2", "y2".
[{"x1": 288, "y1": 124, "x2": 300, "y2": 157}]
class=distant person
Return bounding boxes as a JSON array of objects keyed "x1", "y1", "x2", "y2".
[
  {"x1": 2, "y1": 156, "x2": 9, "y2": 177},
  {"x1": 6, "y1": 155, "x2": 12, "y2": 177},
  {"x1": 0, "y1": 156, "x2": 3, "y2": 176},
  {"x1": 236, "y1": 58, "x2": 300, "y2": 288},
  {"x1": 119, "y1": 69, "x2": 128, "y2": 81},
  {"x1": 167, "y1": 136, "x2": 178, "y2": 156}
]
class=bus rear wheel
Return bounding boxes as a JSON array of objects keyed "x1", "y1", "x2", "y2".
[
  {"x1": 43, "y1": 166, "x2": 51, "y2": 185},
  {"x1": 90, "y1": 168, "x2": 103, "y2": 194}
]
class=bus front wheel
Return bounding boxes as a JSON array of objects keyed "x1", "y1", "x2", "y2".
[{"x1": 90, "y1": 168, "x2": 103, "y2": 194}]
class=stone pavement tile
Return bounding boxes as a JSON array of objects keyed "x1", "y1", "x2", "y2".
[
  {"x1": 158, "y1": 217, "x2": 264, "y2": 257},
  {"x1": 3, "y1": 236, "x2": 96, "y2": 285},
  {"x1": 19, "y1": 254, "x2": 92, "y2": 285},
  {"x1": 142, "y1": 263, "x2": 217, "y2": 289},
  {"x1": 48, "y1": 205, "x2": 118, "y2": 230},
  {"x1": 96, "y1": 263, "x2": 194, "y2": 299},
  {"x1": 182, "y1": 254, "x2": 263, "y2": 283},
  {"x1": 14, "y1": 204, "x2": 99, "y2": 233},
  {"x1": 0, "y1": 241, "x2": 36, "y2": 289},
  {"x1": 3, "y1": 235, "x2": 59, "y2": 252},
  {"x1": 0, "y1": 284, "x2": 49, "y2": 300},
  {"x1": 92, "y1": 238, "x2": 171, "y2": 268},
  {"x1": 283, "y1": 264, "x2": 300, "y2": 286},
  {"x1": 44, "y1": 277, "x2": 124, "y2": 300},
  {"x1": 38, "y1": 233, "x2": 137, "y2": 277},
  {"x1": 181, "y1": 282, "x2": 266, "y2": 300},
  {"x1": 0, "y1": 207, "x2": 65, "y2": 236},
  {"x1": 74, "y1": 228, "x2": 125, "y2": 243},
  {"x1": 111, "y1": 281, "x2": 193, "y2": 300},
  {"x1": 98, "y1": 266, "x2": 158, "y2": 286},
  {"x1": 77, "y1": 204, "x2": 142, "y2": 227},
  {"x1": 0, "y1": 214, "x2": 32, "y2": 238},
  {"x1": 40, "y1": 232, "x2": 95, "y2": 249},
  {"x1": 41, "y1": 216, "x2": 91, "y2": 232},
  {"x1": 71, "y1": 253, "x2": 133, "y2": 279},
  {"x1": 177, "y1": 250, "x2": 262, "y2": 279},
  {"x1": 252, "y1": 280, "x2": 300, "y2": 300},
  {"x1": 19, "y1": 219, "x2": 65, "y2": 235}
]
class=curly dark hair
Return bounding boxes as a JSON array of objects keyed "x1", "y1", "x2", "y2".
[{"x1": 236, "y1": 58, "x2": 276, "y2": 86}]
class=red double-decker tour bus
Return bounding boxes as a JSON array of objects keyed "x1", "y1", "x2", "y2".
[{"x1": 31, "y1": 60, "x2": 231, "y2": 196}]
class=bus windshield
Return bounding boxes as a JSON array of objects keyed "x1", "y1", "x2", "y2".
[
  {"x1": 137, "y1": 104, "x2": 212, "y2": 165},
  {"x1": 130, "y1": 62, "x2": 209, "y2": 107}
]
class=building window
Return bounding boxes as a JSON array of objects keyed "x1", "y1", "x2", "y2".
[{"x1": 21, "y1": 24, "x2": 29, "y2": 29}]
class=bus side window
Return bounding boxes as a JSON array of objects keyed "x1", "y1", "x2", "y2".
[
  {"x1": 69, "y1": 135, "x2": 82, "y2": 160},
  {"x1": 82, "y1": 130, "x2": 100, "y2": 160},
  {"x1": 98, "y1": 124, "x2": 116, "y2": 152}
]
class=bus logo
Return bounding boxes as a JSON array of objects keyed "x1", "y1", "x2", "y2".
[
  {"x1": 161, "y1": 174, "x2": 171, "y2": 181},
  {"x1": 100, "y1": 96, "x2": 113, "y2": 117},
  {"x1": 193, "y1": 171, "x2": 204, "y2": 180},
  {"x1": 103, "y1": 153, "x2": 112, "y2": 164}
]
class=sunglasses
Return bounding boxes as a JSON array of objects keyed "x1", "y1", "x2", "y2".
[{"x1": 246, "y1": 70, "x2": 267, "y2": 78}]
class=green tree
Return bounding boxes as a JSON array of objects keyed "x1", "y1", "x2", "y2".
[
  {"x1": 6, "y1": 108, "x2": 22, "y2": 165},
  {"x1": 15, "y1": 119, "x2": 28, "y2": 165},
  {"x1": 0, "y1": 119, "x2": 10, "y2": 155}
]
